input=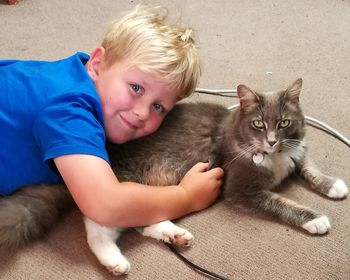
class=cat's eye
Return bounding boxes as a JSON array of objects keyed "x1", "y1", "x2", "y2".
[
  {"x1": 278, "y1": 119, "x2": 291, "y2": 129},
  {"x1": 252, "y1": 120, "x2": 265, "y2": 129}
]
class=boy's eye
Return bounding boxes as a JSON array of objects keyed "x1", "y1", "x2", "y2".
[
  {"x1": 153, "y1": 103, "x2": 164, "y2": 113},
  {"x1": 131, "y1": 84, "x2": 142, "y2": 95},
  {"x1": 278, "y1": 119, "x2": 291, "y2": 129},
  {"x1": 252, "y1": 120, "x2": 265, "y2": 129}
]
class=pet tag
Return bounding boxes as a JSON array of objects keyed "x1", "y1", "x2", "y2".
[{"x1": 253, "y1": 153, "x2": 264, "y2": 165}]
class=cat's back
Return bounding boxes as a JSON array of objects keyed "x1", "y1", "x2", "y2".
[{"x1": 161, "y1": 102, "x2": 229, "y2": 132}]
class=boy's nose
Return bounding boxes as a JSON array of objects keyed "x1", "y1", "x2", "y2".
[{"x1": 133, "y1": 105, "x2": 150, "y2": 121}]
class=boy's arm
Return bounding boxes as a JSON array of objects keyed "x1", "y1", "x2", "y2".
[{"x1": 54, "y1": 154, "x2": 223, "y2": 228}]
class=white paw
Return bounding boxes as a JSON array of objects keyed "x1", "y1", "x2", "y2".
[
  {"x1": 83, "y1": 217, "x2": 130, "y2": 275},
  {"x1": 142, "y1": 220, "x2": 194, "y2": 247},
  {"x1": 302, "y1": 216, "x2": 330, "y2": 235},
  {"x1": 106, "y1": 254, "x2": 131, "y2": 276},
  {"x1": 327, "y1": 179, "x2": 348, "y2": 198}
]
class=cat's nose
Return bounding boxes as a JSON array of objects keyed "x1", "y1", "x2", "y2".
[
  {"x1": 268, "y1": 140, "x2": 277, "y2": 147},
  {"x1": 266, "y1": 131, "x2": 277, "y2": 148}
]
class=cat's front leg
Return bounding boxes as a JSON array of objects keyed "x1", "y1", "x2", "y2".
[
  {"x1": 299, "y1": 158, "x2": 348, "y2": 199},
  {"x1": 244, "y1": 190, "x2": 330, "y2": 235},
  {"x1": 83, "y1": 217, "x2": 131, "y2": 275},
  {"x1": 137, "y1": 220, "x2": 194, "y2": 247}
]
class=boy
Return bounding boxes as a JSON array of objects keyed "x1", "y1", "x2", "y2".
[{"x1": 0, "y1": 4, "x2": 224, "y2": 228}]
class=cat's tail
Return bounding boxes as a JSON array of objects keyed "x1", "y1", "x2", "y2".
[{"x1": 0, "y1": 184, "x2": 74, "y2": 250}]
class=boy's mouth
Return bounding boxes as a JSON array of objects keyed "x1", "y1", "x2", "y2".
[{"x1": 119, "y1": 114, "x2": 138, "y2": 130}]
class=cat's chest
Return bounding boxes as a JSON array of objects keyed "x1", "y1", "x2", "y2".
[
  {"x1": 262, "y1": 153, "x2": 295, "y2": 186},
  {"x1": 260, "y1": 145, "x2": 305, "y2": 187}
]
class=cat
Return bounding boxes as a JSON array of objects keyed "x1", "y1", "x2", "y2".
[{"x1": 0, "y1": 78, "x2": 347, "y2": 275}]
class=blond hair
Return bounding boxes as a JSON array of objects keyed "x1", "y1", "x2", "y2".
[{"x1": 101, "y1": 4, "x2": 201, "y2": 99}]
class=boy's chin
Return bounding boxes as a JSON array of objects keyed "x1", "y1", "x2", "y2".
[
  {"x1": 107, "y1": 134, "x2": 132, "y2": 144},
  {"x1": 107, "y1": 130, "x2": 154, "y2": 144}
]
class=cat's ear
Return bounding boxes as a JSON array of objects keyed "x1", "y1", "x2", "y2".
[
  {"x1": 285, "y1": 78, "x2": 303, "y2": 104},
  {"x1": 237, "y1": 85, "x2": 259, "y2": 113}
]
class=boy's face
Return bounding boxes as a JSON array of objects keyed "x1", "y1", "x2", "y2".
[{"x1": 87, "y1": 48, "x2": 179, "y2": 144}]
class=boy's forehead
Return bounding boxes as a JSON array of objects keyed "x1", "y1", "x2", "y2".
[
  {"x1": 109, "y1": 58, "x2": 180, "y2": 98},
  {"x1": 126, "y1": 65, "x2": 178, "y2": 91}
]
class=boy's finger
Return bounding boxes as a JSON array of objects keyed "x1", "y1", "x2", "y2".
[
  {"x1": 193, "y1": 162, "x2": 209, "y2": 172},
  {"x1": 208, "y1": 167, "x2": 224, "y2": 178}
]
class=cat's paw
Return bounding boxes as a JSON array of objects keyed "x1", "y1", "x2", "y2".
[
  {"x1": 105, "y1": 254, "x2": 131, "y2": 276},
  {"x1": 142, "y1": 220, "x2": 194, "y2": 247},
  {"x1": 302, "y1": 215, "x2": 330, "y2": 235},
  {"x1": 327, "y1": 179, "x2": 348, "y2": 199}
]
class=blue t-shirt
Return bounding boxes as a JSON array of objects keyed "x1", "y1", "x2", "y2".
[{"x1": 0, "y1": 52, "x2": 109, "y2": 195}]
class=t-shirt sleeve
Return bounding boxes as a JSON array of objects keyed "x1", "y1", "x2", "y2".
[{"x1": 32, "y1": 93, "x2": 110, "y2": 164}]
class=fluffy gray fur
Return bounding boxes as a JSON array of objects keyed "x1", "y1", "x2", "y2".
[
  {"x1": 0, "y1": 184, "x2": 73, "y2": 249},
  {"x1": 0, "y1": 78, "x2": 346, "y2": 249}
]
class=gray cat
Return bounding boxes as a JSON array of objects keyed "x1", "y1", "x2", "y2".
[{"x1": 0, "y1": 78, "x2": 347, "y2": 275}]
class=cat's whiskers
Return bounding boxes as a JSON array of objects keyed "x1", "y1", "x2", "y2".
[
  {"x1": 280, "y1": 139, "x2": 302, "y2": 148},
  {"x1": 281, "y1": 142, "x2": 298, "y2": 150},
  {"x1": 281, "y1": 138, "x2": 302, "y2": 144},
  {"x1": 223, "y1": 144, "x2": 256, "y2": 167}
]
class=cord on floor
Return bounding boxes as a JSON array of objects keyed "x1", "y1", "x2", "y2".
[{"x1": 164, "y1": 242, "x2": 232, "y2": 280}]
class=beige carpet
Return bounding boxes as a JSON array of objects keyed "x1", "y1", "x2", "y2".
[{"x1": 0, "y1": 0, "x2": 349, "y2": 279}]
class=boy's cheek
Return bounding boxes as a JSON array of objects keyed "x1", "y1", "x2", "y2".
[{"x1": 142, "y1": 116, "x2": 164, "y2": 136}]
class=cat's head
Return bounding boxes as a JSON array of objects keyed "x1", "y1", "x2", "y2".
[{"x1": 235, "y1": 78, "x2": 305, "y2": 157}]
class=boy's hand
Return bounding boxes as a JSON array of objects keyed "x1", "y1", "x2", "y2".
[{"x1": 179, "y1": 162, "x2": 224, "y2": 214}]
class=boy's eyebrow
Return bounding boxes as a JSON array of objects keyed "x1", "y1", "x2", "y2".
[{"x1": 135, "y1": 75, "x2": 149, "y2": 88}]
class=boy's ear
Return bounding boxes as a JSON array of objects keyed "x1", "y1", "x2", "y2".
[{"x1": 86, "y1": 47, "x2": 105, "y2": 81}]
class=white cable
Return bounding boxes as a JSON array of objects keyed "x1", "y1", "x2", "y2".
[
  {"x1": 227, "y1": 104, "x2": 239, "y2": 111},
  {"x1": 305, "y1": 116, "x2": 350, "y2": 147},
  {"x1": 196, "y1": 88, "x2": 237, "y2": 95},
  {"x1": 195, "y1": 87, "x2": 350, "y2": 148}
]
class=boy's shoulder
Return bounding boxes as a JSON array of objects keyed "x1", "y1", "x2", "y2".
[{"x1": 1, "y1": 52, "x2": 95, "y2": 98}]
